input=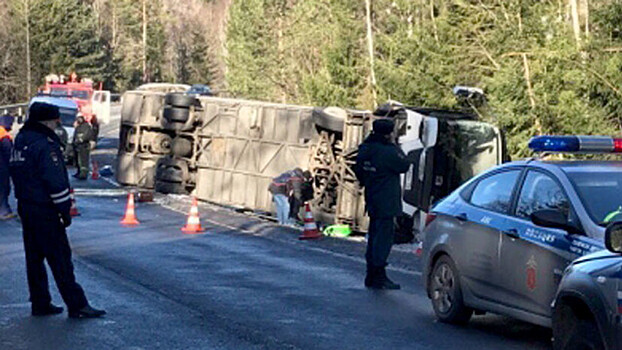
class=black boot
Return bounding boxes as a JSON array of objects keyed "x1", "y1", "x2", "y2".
[
  {"x1": 378, "y1": 268, "x2": 401, "y2": 290},
  {"x1": 32, "y1": 303, "x2": 64, "y2": 316},
  {"x1": 365, "y1": 266, "x2": 384, "y2": 289},
  {"x1": 68, "y1": 305, "x2": 106, "y2": 319},
  {"x1": 364, "y1": 267, "x2": 375, "y2": 287}
]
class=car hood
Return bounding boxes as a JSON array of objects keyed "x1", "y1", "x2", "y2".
[{"x1": 573, "y1": 249, "x2": 621, "y2": 265}]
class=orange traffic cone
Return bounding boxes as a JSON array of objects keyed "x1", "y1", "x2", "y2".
[
  {"x1": 120, "y1": 193, "x2": 140, "y2": 226},
  {"x1": 91, "y1": 160, "x2": 100, "y2": 180},
  {"x1": 69, "y1": 188, "x2": 80, "y2": 217},
  {"x1": 182, "y1": 197, "x2": 204, "y2": 233},
  {"x1": 299, "y1": 203, "x2": 322, "y2": 240}
]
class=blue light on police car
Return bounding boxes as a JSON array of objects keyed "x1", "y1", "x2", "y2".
[
  {"x1": 528, "y1": 136, "x2": 580, "y2": 152},
  {"x1": 528, "y1": 135, "x2": 622, "y2": 153}
]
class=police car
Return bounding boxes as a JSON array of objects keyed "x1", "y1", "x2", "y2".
[
  {"x1": 552, "y1": 222, "x2": 622, "y2": 350},
  {"x1": 421, "y1": 135, "x2": 621, "y2": 331}
]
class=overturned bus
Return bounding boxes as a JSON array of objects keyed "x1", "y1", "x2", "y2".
[{"x1": 116, "y1": 90, "x2": 506, "y2": 234}]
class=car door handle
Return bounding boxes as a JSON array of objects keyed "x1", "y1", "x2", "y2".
[
  {"x1": 454, "y1": 213, "x2": 468, "y2": 222},
  {"x1": 503, "y1": 229, "x2": 520, "y2": 239}
]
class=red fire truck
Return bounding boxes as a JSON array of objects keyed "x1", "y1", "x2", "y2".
[{"x1": 38, "y1": 73, "x2": 110, "y2": 124}]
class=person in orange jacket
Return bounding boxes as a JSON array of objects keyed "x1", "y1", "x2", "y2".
[{"x1": 0, "y1": 114, "x2": 15, "y2": 219}]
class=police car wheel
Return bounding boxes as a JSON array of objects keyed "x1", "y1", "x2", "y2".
[
  {"x1": 429, "y1": 255, "x2": 472, "y2": 324},
  {"x1": 553, "y1": 303, "x2": 604, "y2": 350}
]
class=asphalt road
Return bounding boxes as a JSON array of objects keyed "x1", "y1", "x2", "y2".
[{"x1": 0, "y1": 107, "x2": 554, "y2": 350}]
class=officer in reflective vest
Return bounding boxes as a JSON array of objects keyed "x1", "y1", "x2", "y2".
[
  {"x1": 0, "y1": 114, "x2": 15, "y2": 219},
  {"x1": 9, "y1": 102, "x2": 105, "y2": 318}
]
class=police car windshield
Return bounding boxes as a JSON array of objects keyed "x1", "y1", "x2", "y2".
[{"x1": 566, "y1": 170, "x2": 622, "y2": 226}]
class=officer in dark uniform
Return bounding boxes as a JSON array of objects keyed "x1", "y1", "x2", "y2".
[
  {"x1": 9, "y1": 102, "x2": 105, "y2": 318},
  {"x1": 354, "y1": 119, "x2": 411, "y2": 289},
  {"x1": 72, "y1": 115, "x2": 93, "y2": 180},
  {"x1": 0, "y1": 114, "x2": 15, "y2": 219}
]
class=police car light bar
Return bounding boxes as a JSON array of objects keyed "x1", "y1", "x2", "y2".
[{"x1": 529, "y1": 135, "x2": 622, "y2": 153}]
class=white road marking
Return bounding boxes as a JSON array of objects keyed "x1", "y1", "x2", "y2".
[{"x1": 73, "y1": 188, "x2": 128, "y2": 196}]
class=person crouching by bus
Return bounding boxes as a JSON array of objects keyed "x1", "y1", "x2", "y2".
[
  {"x1": 0, "y1": 115, "x2": 15, "y2": 220},
  {"x1": 269, "y1": 169, "x2": 301, "y2": 225},
  {"x1": 72, "y1": 115, "x2": 93, "y2": 180},
  {"x1": 288, "y1": 170, "x2": 313, "y2": 224}
]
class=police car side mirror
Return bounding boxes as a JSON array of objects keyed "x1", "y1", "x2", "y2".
[
  {"x1": 530, "y1": 209, "x2": 570, "y2": 231},
  {"x1": 605, "y1": 222, "x2": 622, "y2": 254}
]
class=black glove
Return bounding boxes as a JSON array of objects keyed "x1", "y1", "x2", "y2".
[{"x1": 61, "y1": 213, "x2": 72, "y2": 228}]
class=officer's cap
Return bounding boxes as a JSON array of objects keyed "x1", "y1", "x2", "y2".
[
  {"x1": 373, "y1": 118, "x2": 395, "y2": 135},
  {"x1": 28, "y1": 102, "x2": 60, "y2": 122}
]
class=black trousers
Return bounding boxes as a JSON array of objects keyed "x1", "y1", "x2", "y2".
[
  {"x1": 289, "y1": 197, "x2": 302, "y2": 221},
  {"x1": 18, "y1": 202, "x2": 88, "y2": 311},
  {"x1": 366, "y1": 216, "x2": 396, "y2": 269},
  {"x1": 0, "y1": 165, "x2": 10, "y2": 215}
]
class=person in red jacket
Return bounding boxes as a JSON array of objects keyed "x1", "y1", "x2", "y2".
[{"x1": 0, "y1": 114, "x2": 15, "y2": 220}]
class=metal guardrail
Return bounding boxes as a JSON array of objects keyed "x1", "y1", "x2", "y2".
[
  {"x1": 0, "y1": 93, "x2": 121, "y2": 118},
  {"x1": 0, "y1": 103, "x2": 29, "y2": 117}
]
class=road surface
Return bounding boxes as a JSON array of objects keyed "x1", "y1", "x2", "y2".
[{"x1": 0, "y1": 106, "x2": 553, "y2": 350}]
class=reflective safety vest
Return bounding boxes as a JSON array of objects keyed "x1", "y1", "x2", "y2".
[{"x1": 0, "y1": 127, "x2": 12, "y2": 141}]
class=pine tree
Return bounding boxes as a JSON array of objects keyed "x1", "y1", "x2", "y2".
[{"x1": 26, "y1": 0, "x2": 108, "y2": 87}]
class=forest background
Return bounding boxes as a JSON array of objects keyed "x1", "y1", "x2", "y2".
[{"x1": 1, "y1": 0, "x2": 622, "y2": 157}]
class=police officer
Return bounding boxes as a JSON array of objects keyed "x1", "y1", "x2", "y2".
[
  {"x1": 90, "y1": 114, "x2": 99, "y2": 147},
  {"x1": 355, "y1": 119, "x2": 411, "y2": 290},
  {"x1": 9, "y1": 102, "x2": 105, "y2": 318},
  {"x1": 0, "y1": 114, "x2": 15, "y2": 219},
  {"x1": 72, "y1": 114, "x2": 93, "y2": 180}
]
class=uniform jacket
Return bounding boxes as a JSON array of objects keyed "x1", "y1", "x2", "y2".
[
  {"x1": 73, "y1": 121, "x2": 93, "y2": 146},
  {"x1": 354, "y1": 133, "x2": 411, "y2": 218},
  {"x1": 9, "y1": 121, "x2": 72, "y2": 216}
]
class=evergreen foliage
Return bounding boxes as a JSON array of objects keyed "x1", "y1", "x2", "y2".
[{"x1": 226, "y1": 0, "x2": 622, "y2": 158}]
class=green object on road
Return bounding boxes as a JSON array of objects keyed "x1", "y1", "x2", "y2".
[{"x1": 323, "y1": 224, "x2": 351, "y2": 237}]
